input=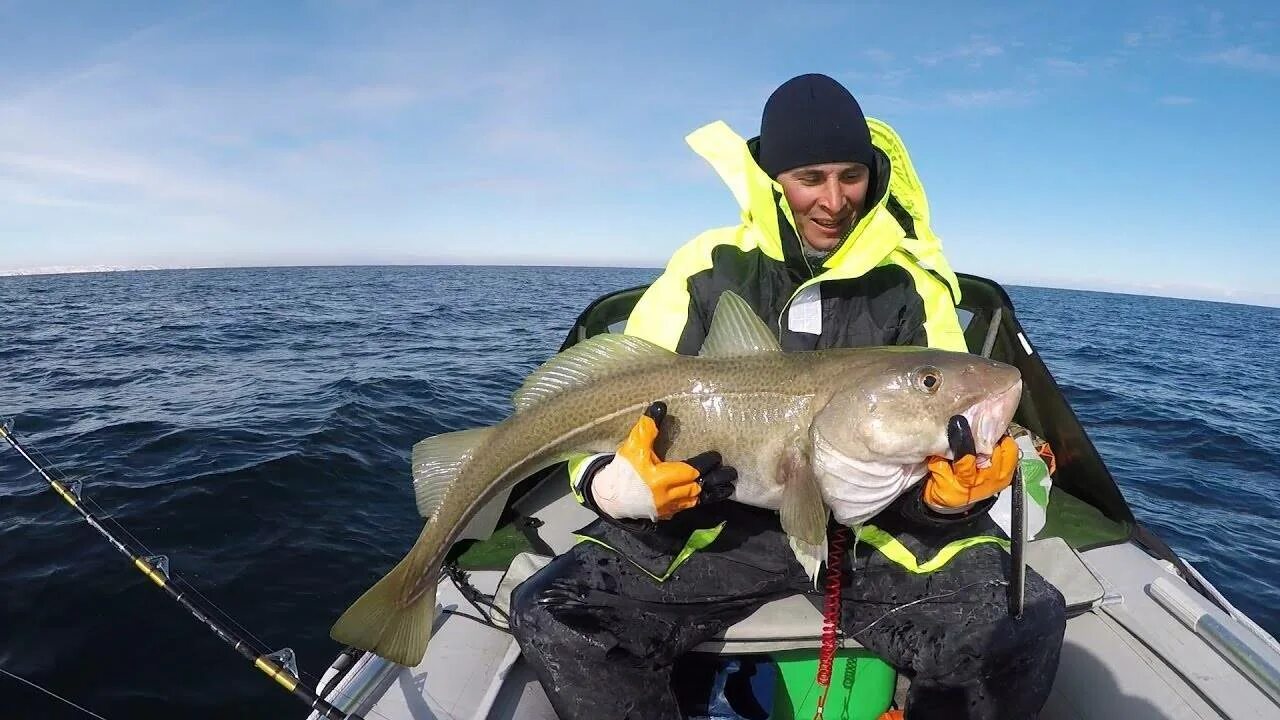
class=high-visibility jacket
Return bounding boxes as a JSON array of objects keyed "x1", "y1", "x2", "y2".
[
  {"x1": 568, "y1": 118, "x2": 999, "y2": 579},
  {"x1": 625, "y1": 119, "x2": 966, "y2": 356}
]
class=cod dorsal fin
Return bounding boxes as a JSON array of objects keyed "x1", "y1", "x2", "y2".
[
  {"x1": 700, "y1": 291, "x2": 780, "y2": 357},
  {"x1": 513, "y1": 333, "x2": 671, "y2": 412}
]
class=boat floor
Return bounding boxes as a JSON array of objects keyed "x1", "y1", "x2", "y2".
[{"x1": 312, "y1": 480, "x2": 1280, "y2": 720}]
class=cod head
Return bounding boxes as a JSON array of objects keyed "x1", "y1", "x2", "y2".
[{"x1": 812, "y1": 348, "x2": 1024, "y2": 466}]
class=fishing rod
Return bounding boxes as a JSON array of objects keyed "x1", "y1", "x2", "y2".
[{"x1": 0, "y1": 421, "x2": 365, "y2": 720}]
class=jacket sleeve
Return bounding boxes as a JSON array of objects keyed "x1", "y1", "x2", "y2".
[
  {"x1": 624, "y1": 232, "x2": 723, "y2": 353},
  {"x1": 626, "y1": 271, "x2": 708, "y2": 354},
  {"x1": 566, "y1": 452, "x2": 612, "y2": 505}
]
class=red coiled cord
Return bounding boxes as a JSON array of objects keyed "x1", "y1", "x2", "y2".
[{"x1": 814, "y1": 525, "x2": 847, "y2": 719}]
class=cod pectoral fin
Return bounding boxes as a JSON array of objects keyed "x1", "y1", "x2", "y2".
[
  {"x1": 789, "y1": 535, "x2": 826, "y2": 587},
  {"x1": 778, "y1": 447, "x2": 828, "y2": 547},
  {"x1": 331, "y1": 554, "x2": 439, "y2": 667},
  {"x1": 780, "y1": 448, "x2": 828, "y2": 585}
]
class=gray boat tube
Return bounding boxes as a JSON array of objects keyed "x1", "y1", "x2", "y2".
[{"x1": 1148, "y1": 576, "x2": 1280, "y2": 706}]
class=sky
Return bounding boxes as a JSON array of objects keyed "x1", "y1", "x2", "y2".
[{"x1": 0, "y1": 1, "x2": 1277, "y2": 306}]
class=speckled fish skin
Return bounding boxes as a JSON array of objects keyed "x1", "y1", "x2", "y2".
[
  {"x1": 391, "y1": 345, "x2": 1021, "y2": 607},
  {"x1": 331, "y1": 334, "x2": 1021, "y2": 665}
]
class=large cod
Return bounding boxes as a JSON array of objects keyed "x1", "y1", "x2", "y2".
[{"x1": 331, "y1": 293, "x2": 1023, "y2": 666}]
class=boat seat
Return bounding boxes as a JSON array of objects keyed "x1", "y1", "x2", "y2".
[
  {"x1": 491, "y1": 535, "x2": 1105, "y2": 653},
  {"x1": 694, "y1": 591, "x2": 836, "y2": 653}
]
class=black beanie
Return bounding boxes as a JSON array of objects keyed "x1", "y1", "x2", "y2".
[{"x1": 759, "y1": 74, "x2": 874, "y2": 178}]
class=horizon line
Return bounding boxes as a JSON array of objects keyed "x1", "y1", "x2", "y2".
[{"x1": 2, "y1": 261, "x2": 1277, "y2": 310}]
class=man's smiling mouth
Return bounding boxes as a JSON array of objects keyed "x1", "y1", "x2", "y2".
[{"x1": 811, "y1": 216, "x2": 850, "y2": 233}]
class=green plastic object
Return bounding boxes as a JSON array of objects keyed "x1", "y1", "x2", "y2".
[
  {"x1": 771, "y1": 648, "x2": 896, "y2": 720},
  {"x1": 451, "y1": 522, "x2": 535, "y2": 570}
]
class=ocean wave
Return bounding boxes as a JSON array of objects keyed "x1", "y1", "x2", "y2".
[{"x1": 0, "y1": 267, "x2": 1276, "y2": 719}]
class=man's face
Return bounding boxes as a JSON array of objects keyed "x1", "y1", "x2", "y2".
[{"x1": 777, "y1": 162, "x2": 871, "y2": 251}]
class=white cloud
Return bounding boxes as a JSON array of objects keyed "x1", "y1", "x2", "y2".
[
  {"x1": 0, "y1": 7, "x2": 641, "y2": 259},
  {"x1": 1200, "y1": 45, "x2": 1280, "y2": 73},
  {"x1": 1159, "y1": 95, "x2": 1197, "y2": 105},
  {"x1": 863, "y1": 48, "x2": 894, "y2": 65},
  {"x1": 0, "y1": 147, "x2": 260, "y2": 204},
  {"x1": 337, "y1": 84, "x2": 422, "y2": 113},
  {"x1": 1121, "y1": 16, "x2": 1183, "y2": 48},
  {"x1": 1042, "y1": 58, "x2": 1090, "y2": 76},
  {"x1": 849, "y1": 49, "x2": 913, "y2": 87},
  {"x1": 857, "y1": 93, "x2": 918, "y2": 114},
  {"x1": 917, "y1": 38, "x2": 1005, "y2": 68},
  {"x1": 941, "y1": 88, "x2": 1035, "y2": 109}
]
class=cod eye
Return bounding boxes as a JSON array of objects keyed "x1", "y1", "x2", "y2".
[{"x1": 915, "y1": 367, "x2": 942, "y2": 394}]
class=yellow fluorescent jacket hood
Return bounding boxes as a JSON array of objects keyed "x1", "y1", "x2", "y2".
[{"x1": 685, "y1": 118, "x2": 963, "y2": 305}]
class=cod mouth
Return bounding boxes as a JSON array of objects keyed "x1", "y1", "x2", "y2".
[{"x1": 961, "y1": 379, "x2": 1024, "y2": 458}]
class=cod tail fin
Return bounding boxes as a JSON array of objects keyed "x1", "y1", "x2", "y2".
[{"x1": 331, "y1": 555, "x2": 438, "y2": 667}]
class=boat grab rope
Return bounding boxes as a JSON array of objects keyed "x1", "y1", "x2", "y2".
[{"x1": 0, "y1": 421, "x2": 367, "y2": 720}]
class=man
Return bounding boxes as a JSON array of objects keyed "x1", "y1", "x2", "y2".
[{"x1": 510, "y1": 74, "x2": 1066, "y2": 720}]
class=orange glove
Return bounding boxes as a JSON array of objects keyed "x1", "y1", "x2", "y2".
[
  {"x1": 923, "y1": 433, "x2": 1020, "y2": 511},
  {"x1": 590, "y1": 402, "x2": 737, "y2": 520}
]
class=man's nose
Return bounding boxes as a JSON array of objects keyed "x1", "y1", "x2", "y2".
[{"x1": 818, "y1": 179, "x2": 845, "y2": 213}]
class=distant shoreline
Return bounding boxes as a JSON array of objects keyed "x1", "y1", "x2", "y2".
[
  {"x1": 0, "y1": 262, "x2": 662, "y2": 277},
  {"x1": 1, "y1": 264, "x2": 1276, "y2": 310}
]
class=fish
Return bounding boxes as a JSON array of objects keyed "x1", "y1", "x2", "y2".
[{"x1": 330, "y1": 292, "x2": 1023, "y2": 666}]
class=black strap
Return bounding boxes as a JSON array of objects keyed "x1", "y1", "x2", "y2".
[
  {"x1": 886, "y1": 195, "x2": 917, "y2": 239},
  {"x1": 513, "y1": 513, "x2": 557, "y2": 557}
]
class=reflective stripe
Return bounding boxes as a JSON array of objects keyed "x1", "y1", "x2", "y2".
[
  {"x1": 574, "y1": 521, "x2": 994, "y2": 581},
  {"x1": 856, "y1": 524, "x2": 1009, "y2": 574},
  {"x1": 566, "y1": 452, "x2": 610, "y2": 504},
  {"x1": 573, "y1": 521, "x2": 726, "y2": 583},
  {"x1": 887, "y1": 251, "x2": 967, "y2": 351}
]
